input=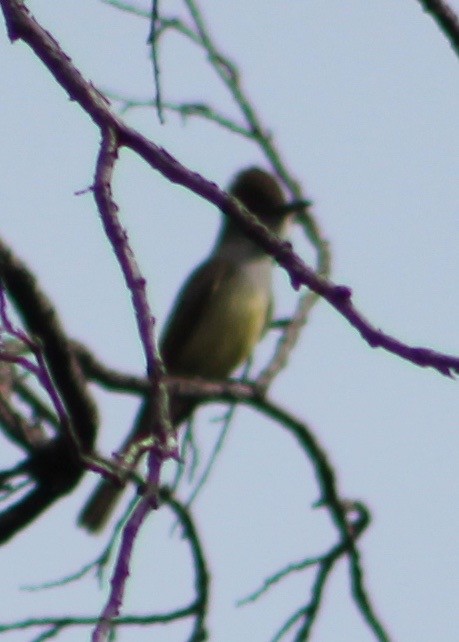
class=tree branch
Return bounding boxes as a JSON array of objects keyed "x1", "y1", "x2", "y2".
[
  {"x1": 417, "y1": 0, "x2": 459, "y2": 56},
  {"x1": 2, "y1": 0, "x2": 457, "y2": 379}
]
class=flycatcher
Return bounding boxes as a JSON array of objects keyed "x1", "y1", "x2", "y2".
[{"x1": 79, "y1": 167, "x2": 291, "y2": 532}]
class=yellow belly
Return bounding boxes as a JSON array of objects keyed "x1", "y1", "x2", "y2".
[{"x1": 173, "y1": 271, "x2": 270, "y2": 379}]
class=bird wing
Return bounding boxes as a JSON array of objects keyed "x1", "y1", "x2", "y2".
[{"x1": 160, "y1": 257, "x2": 237, "y2": 374}]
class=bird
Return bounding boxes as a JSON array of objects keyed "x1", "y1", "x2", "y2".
[{"x1": 78, "y1": 167, "x2": 292, "y2": 532}]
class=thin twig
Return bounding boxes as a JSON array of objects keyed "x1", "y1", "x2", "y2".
[{"x1": 147, "y1": 0, "x2": 164, "y2": 122}]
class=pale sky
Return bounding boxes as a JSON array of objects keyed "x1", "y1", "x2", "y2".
[{"x1": 1, "y1": 1, "x2": 459, "y2": 641}]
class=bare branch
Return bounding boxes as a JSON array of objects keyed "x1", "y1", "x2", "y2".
[
  {"x1": 92, "y1": 451, "x2": 162, "y2": 641},
  {"x1": 0, "y1": 237, "x2": 98, "y2": 448},
  {"x1": 3, "y1": 488, "x2": 209, "y2": 640},
  {"x1": 0, "y1": 236, "x2": 99, "y2": 541},
  {"x1": 146, "y1": 0, "x2": 164, "y2": 122},
  {"x1": 3, "y1": 0, "x2": 453, "y2": 379},
  {"x1": 417, "y1": 0, "x2": 459, "y2": 56}
]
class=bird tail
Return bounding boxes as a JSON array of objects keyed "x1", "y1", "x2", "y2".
[
  {"x1": 78, "y1": 394, "x2": 196, "y2": 533},
  {"x1": 78, "y1": 476, "x2": 125, "y2": 533}
]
